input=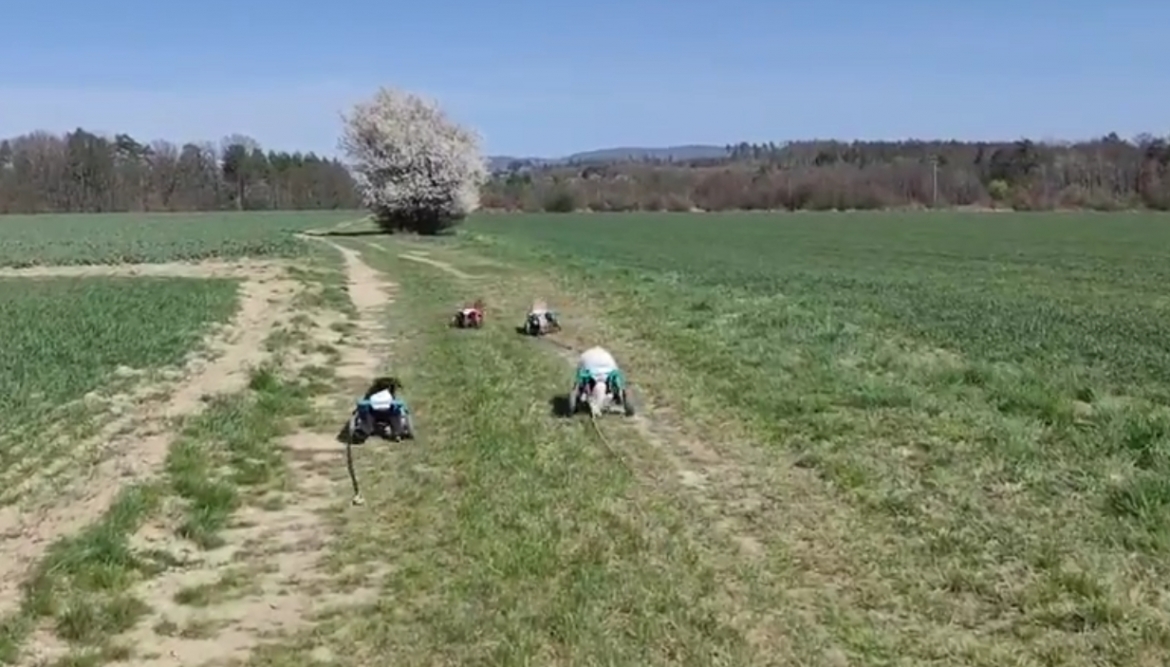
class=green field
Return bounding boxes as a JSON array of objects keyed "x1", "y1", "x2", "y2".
[
  {"x1": 443, "y1": 211, "x2": 1170, "y2": 664},
  {"x1": 0, "y1": 213, "x2": 355, "y2": 665},
  {"x1": 0, "y1": 210, "x2": 360, "y2": 267},
  {"x1": 4, "y1": 210, "x2": 1170, "y2": 666},
  {"x1": 0, "y1": 276, "x2": 239, "y2": 419},
  {"x1": 0, "y1": 277, "x2": 240, "y2": 493}
]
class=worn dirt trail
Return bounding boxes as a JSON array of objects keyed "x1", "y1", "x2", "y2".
[
  {"x1": 89, "y1": 239, "x2": 400, "y2": 667},
  {"x1": 397, "y1": 251, "x2": 480, "y2": 279},
  {"x1": 0, "y1": 259, "x2": 296, "y2": 618},
  {"x1": 0, "y1": 259, "x2": 279, "y2": 279}
]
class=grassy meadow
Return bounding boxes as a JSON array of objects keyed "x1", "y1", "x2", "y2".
[
  {"x1": 0, "y1": 210, "x2": 362, "y2": 495},
  {"x1": 0, "y1": 210, "x2": 360, "y2": 267},
  {"x1": 440, "y1": 211, "x2": 1170, "y2": 665},
  {"x1": 0, "y1": 212, "x2": 357, "y2": 665},
  {"x1": 0, "y1": 276, "x2": 240, "y2": 483},
  {"x1": 4, "y1": 209, "x2": 1170, "y2": 666}
]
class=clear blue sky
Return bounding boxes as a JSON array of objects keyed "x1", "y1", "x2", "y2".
[{"x1": 2, "y1": 0, "x2": 1165, "y2": 157}]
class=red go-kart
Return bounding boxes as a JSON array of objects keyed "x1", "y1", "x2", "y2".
[{"x1": 451, "y1": 299, "x2": 485, "y2": 328}]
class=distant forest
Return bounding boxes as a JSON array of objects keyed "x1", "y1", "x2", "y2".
[
  {"x1": 2, "y1": 128, "x2": 1168, "y2": 214},
  {"x1": 485, "y1": 134, "x2": 1170, "y2": 212},
  {"x1": 0, "y1": 129, "x2": 358, "y2": 214}
]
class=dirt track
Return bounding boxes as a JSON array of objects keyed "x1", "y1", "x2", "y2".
[
  {"x1": 104, "y1": 240, "x2": 397, "y2": 667},
  {"x1": 2, "y1": 247, "x2": 398, "y2": 665},
  {"x1": 0, "y1": 260, "x2": 298, "y2": 617},
  {"x1": 0, "y1": 260, "x2": 276, "y2": 279}
]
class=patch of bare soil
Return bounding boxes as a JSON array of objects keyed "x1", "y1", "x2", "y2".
[
  {"x1": 113, "y1": 459, "x2": 379, "y2": 667},
  {"x1": 97, "y1": 240, "x2": 396, "y2": 667},
  {"x1": 304, "y1": 237, "x2": 399, "y2": 390},
  {"x1": 0, "y1": 260, "x2": 297, "y2": 619}
]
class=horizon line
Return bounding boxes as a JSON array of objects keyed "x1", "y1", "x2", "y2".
[{"x1": 1, "y1": 127, "x2": 1164, "y2": 161}]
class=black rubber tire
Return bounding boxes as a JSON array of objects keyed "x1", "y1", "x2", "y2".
[
  {"x1": 622, "y1": 391, "x2": 636, "y2": 416},
  {"x1": 348, "y1": 412, "x2": 370, "y2": 445}
]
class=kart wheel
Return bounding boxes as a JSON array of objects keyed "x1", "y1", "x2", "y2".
[
  {"x1": 621, "y1": 390, "x2": 636, "y2": 416},
  {"x1": 348, "y1": 413, "x2": 369, "y2": 445}
]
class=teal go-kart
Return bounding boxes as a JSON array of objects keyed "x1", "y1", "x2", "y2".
[
  {"x1": 348, "y1": 377, "x2": 414, "y2": 444},
  {"x1": 567, "y1": 367, "x2": 635, "y2": 417}
]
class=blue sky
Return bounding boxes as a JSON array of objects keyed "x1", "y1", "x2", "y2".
[{"x1": 2, "y1": 0, "x2": 1165, "y2": 157}]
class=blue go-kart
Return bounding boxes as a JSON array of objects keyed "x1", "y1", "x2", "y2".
[
  {"x1": 348, "y1": 377, "x2": 414, "y2": 444},
  {"x1": 343, "y1": 377, "x2": 415, "y2": 506}
]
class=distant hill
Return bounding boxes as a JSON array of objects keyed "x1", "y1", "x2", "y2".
[
  {"x1": 564, "y1": 145, "x2": 732, "y2": 162},
  {"x1": 487, "y1": 144, "x2": 731, "y2": 172}
]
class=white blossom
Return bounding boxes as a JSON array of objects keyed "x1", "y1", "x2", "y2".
[{"x1": 340, "y1": 87, "x2": 487, "y2": 232}]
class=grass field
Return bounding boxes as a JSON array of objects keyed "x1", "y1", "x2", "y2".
[
  {"x1": 0, "y1": 276, "x2": 240, "y2": 491},
  {"x1": 0, "y1": 212, "x2": 359, "y2": 665},
  {"x1": 4, "y1": 209, "x2": 1170, "y2": 666},
  {"x1": 446, "y1": 211, "x2": 1170, "y2": 665},
  {"x1": 0, "y1": 211, "x2": 360, "y2": 267}
]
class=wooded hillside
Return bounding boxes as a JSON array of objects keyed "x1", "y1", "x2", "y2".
[
  {"x1": 3, "y1": 128, "x2": 1168, "y2": 214},
  {"x1": 484, "y1": 134, "x2": 1170, "y2": 212}
]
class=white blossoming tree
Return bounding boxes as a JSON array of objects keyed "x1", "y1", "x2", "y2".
[{"x1": 340, "y1": 87, "x2": 487, "y2": 234}]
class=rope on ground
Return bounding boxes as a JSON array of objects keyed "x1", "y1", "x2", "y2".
[
  {"x1": 587, "y1": 409, "x2": 621, "y2": 461},
  {"x1": 344, "y1": 412, "x2": 366, "y2": 506},
  {"x1": 540, "y1": 334, "x2": 577, "y2": 354},
  {"x1": 346, "y1": 438, "x2": 364, "y2": 505}
]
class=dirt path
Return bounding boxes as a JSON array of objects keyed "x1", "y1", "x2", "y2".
[
  {"x1": 303, "y1": 215, "x2": 371, "y2": 236},
  {"x1": 397, "y1": 251, "x2": 480, "y2": 279},
  {"x1": 0, "y1": 260, "x2": 297, "y2": 618},
  {"x1": 0, "y1": 259, "x2": 279, "y2": 279},
  {"x1": 98, "y1": 240, "x2": 399, "y2": 667},
  {"x1": 301, "y1": 236, "x2": 398, "y2": 384}
]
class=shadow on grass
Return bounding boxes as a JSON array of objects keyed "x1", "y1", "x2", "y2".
[
  {"x1": 303, "y1": 229, "x2": 387, "y2": 238},
  {"x1": 304, "y1": 228, "x2": 460, "y2": 239},
  {"x1": 335, "y1": 421, "x2": 354, "y2": 445},
  {"x1": 549, "y1": 395, "x2": 575, "y2": 418}
]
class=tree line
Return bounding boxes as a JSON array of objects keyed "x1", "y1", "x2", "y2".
[
  {"x1": 482, "y1": 133, "x2": 1170, "y2": 212},
  {"x1": 0, "y1": 128, "x2": 360, "y2": 214},
  {"x1": 4, "y1": 127, "x2": 1170, "y2": 216}
]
